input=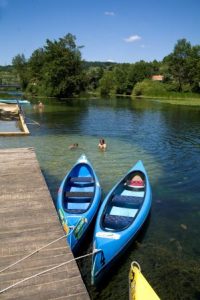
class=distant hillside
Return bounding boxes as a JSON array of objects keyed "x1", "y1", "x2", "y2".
[
  {"x1": 83, "y1": 61, "x2": 117, "y2": 69},
  {"x1": 0, "y1": 65, "x2": 20, "y2": 85},
  {"x1": 0, "y1": 65, "x2": 13, "y2": 71}
]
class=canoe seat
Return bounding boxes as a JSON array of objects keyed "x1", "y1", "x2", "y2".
[
  {"x1": 112, "y1": 195, "x2": 143, "y2": 209},
  {"x1": 65, "y1": 191, "x2": 94, "y2": 199},
  {"x1": 66, "y1": 209, "x2": 87, "y2": 214},
  {"x1": 124, "y1": 184, "x2": 145, "y2": 192},
  {"x1": 70, "y1": 177, "x2": 94, "y2": 182},
  {"x1": 64, "y1": 191, "x2": 93, "y2": 212},
  {"x1": 69, "y1": 177, "x2": 95, "y2": 187},
  {"x1": 121, "y1": 189, "x2": 145, "y2": 198},
  {"x1": 104, "y1": 214, "x2": 133, "y2": 230},
  {"x1": 65, "y1": 192, "x2": 93, "y2": 203}
]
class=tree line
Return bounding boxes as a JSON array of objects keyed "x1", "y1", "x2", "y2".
[{"x1": 9, "y1": 33, "x2": 200, "y2": 98}]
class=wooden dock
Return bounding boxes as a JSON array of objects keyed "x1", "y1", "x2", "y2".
[{"x1": 0, "y1": 148, "x2": 90, "y2": 300}]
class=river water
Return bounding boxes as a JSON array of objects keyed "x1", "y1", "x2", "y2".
[{"x1": 0, "y1": 97, "x2": 200, "y2": 299}]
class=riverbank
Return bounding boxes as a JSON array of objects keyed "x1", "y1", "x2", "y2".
[
  {"x1": 87, "y1": 89, "x2": 200, "y2": 106},
  {"x1": 131, "y1": 94, "x2": 200, "y2": 106},
  {"x1": 2, "y1": 88, "x2": 200, "y2": 107}
]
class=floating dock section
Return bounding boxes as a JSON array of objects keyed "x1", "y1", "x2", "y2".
[
  {"x1": 0, "y1": 148, "x2": 89, "y2": 300},
  {"x1": 0, "y1": 104, "x2": 29, "y2": 136}
]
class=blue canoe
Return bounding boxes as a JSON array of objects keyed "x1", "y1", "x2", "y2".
[
  {"x1": 91, "y1": 160, "x2": 152, "y2": 285},
  {"x1": 0, "y1": 99, "x2": 30, "y2": 104},
  {"x1": 57, "y1": 154, "x2": 101, "y2": 254}
]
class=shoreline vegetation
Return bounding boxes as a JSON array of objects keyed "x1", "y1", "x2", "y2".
[
  {"x1": 133, "y1": 96, "x2": 200, "y2": 106},
  {"x1": 1, "y1": 34, "x2": 200, "y2": 107},
  {"x1": 87, "y1": 90, "x2": 200, "y2": 106},
  {"x1": 1, "y1": 89, "x2": 200, "y2": 107}
]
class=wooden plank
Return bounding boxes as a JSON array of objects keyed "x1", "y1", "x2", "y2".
[{"x1": 0, "y1": 148, "x2": 89, "y2": 300}]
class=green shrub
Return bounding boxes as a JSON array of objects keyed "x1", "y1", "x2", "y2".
[
  {"x1": 132, "y1": 79, "x2": 167, "y2": 96},
  {"x1": 132, "y1": 79, "x2": 200, "y2": 100}
]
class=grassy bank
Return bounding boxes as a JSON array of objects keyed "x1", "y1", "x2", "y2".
[
  {"x1": 131, "y1": 94, "x2": 200, "y2": 106},
  {"x1": 131, "y1": 80, "x2": 200, "y2": 106},
  {"x1": 150, "y1": 98, "x2": 200, "y2": 106}
]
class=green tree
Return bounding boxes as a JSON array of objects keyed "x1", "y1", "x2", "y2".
[
  {"x1": 41, "y1": 33, "x2": 85, "y2": 97},
  {"x1": 164, "y1": 39, "x2": 192, "y2": 92},
  {"x1": 99, "y1": 70, "x2": 115, "y2": 96},
  {"x1": 12, "y1": 54, "x2": 28, "y2": 89},
  {"x1": 113, "y1": 64, "x2": 130, "y2": 94},
  {"x1": 28, "y1": 48, "x2": 45, "y2": 81},
  {"x1": 128, "y1": 61, "x2": 153, "y2": 88},
  {"x1": 13, "y1": 33, "x2": 85, "y2": 97},
  {"x1": 186, "y1": 45, "x2": 200, "y2": 92},
  {"x1": 85, "y1": 66, "x2": 104, "y2": 90}
]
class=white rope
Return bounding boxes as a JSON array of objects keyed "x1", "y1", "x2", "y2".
[
  {"x1": 0, "y1": 249, "x2": 100, "y2": 294},
  {"x1": 0, "y1": 229, "x2": 74, "y2": 274},
  {"x1": 0, "y1": 215, "x2": 83, "y2": 274},
  {"x1": 25, "y1": 117, "x2": 40, "y2": 126}
]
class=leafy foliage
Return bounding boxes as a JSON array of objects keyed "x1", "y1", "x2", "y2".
[
  {"x1": 13, "y1": 34, "x2": 85, "y2": 97},
  {"x1": 4, "y1": 36, "x2": 200, "y2": 98},
  {"x1": 99, "y1": 71, "x2": 116, "y2": 96},
  {"x1": 12, "y1": 54, "x2": 28, "y2": 89},
  {"x1": 133, "y1": 79, "x2": 168, "y2": 96},
  {"x1": 163, "y1": 39, "x2": 192, "y2": 92}
]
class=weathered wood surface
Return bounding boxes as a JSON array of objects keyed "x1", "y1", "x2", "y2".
[{"x1": 0, "y1": 148, "x2": 90, "y2": 300}]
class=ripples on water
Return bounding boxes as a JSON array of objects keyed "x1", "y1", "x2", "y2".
[{"x1": 0, "y1": 98, "x2": 200, "y2": 299}]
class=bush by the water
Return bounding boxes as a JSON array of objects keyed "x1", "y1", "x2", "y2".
[
  {"x1": 132, "y1": 79, "x2": 167, "y2": 97},
  {"x1": 132, "y1": 79, "x2": 200, "y2": 100}
]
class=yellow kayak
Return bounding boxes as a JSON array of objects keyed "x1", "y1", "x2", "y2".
[{"x1": 129, "y1": 261, "x2": 160, "y2": 300}]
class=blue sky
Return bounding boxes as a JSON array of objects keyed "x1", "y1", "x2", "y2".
[{"x1": 0, "y1": 0, "x2": 200, "y2": 65}]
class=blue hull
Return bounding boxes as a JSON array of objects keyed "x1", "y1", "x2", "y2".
[
  {"x1": 56, "y1": 154, "x2": 101, "y2": 254},
  {"x1": 91, "y1": 160, "x2": 152, "y2": 285},
  {"x1": 0, "y1": 99, "x2": 30, "y2": 104}
]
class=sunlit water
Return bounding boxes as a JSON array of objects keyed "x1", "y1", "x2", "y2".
[{"x1": 0, "y1": 97, "x2": 200, "y2": 299}]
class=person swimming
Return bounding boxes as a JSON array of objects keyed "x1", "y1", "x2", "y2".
[
  {"x1": 68, "y1": 143, "x2": 78, "y2": 150},
  {"x1": 98, "y1": 139, "x2": 107, "y2": 151},
  {"x1": 38, "y1": 101, "x2": 44, "y2": 108}
]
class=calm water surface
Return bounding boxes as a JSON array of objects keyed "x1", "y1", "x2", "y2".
[
  {"x1": 0, "y1": 120, "x2": 21, "y2": 132},
  {"x1": 0, "y1": 97, "x2": 200, "y2": 300}
]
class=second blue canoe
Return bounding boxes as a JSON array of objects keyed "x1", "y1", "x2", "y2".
[{"x1": 91, "y1": 160, "x2": 152, "y2": 285}]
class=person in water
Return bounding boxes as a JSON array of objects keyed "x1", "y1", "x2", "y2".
[
  {"x1": 38, "y1": 101, "x2": 44, "y2": 108},
  {"x1": 68, "y1": 143, "x2": 79, "y2": 150},
  {"x1": 98, "y1": 139, "x2": 107, "y2": 151}
]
